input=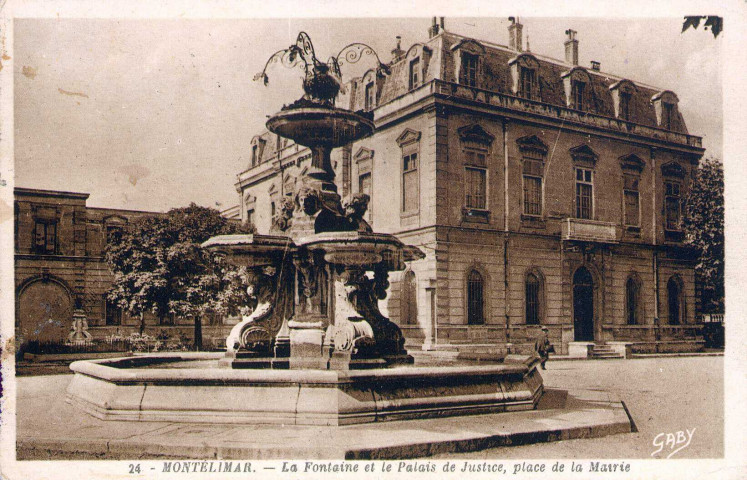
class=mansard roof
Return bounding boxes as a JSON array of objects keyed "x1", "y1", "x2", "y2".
[{"x1": 346, "y1": 31, "x2": 689, "y2": 135}]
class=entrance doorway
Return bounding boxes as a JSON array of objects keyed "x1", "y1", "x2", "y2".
[{"x1": 573, "y1": 267, "x2": 594, "y2": 341}]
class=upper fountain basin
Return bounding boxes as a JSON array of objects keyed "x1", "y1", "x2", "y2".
[{"x1": 266, "y1": 107, "x2": 374, "y2": 148}]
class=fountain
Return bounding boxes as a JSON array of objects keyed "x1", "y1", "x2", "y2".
[{"x1": 65, "y1": 33, "x2": 543, "y2": 426}]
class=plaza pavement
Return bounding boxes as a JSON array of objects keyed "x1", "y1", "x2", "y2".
[{"x1": 434, "y1": 356, "x2": 724, "y2": 459}]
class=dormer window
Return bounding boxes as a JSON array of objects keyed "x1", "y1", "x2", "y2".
[
  {"x1": 652, "y1": 91, "x2": 680, "y2": 131},
  {"x1": 451, "y1": 39, "x2": 485, "y2": 90},
  {"x1": 460, "y1": 52, "x2": 478, "y2": 87},
  {"x1": 610, "y1": 79, "x2": 637, "y2": 122},
  {"x1": 520, "y1": 67, "x2": 536, "y2": 99},
  {"x1": 409, "y1": 57, "x2": 421, "y2": 90},
  {"x1": 365, "y1": 81, "x2": 375, "y2": 110},
  {"x1": 510, "y1": 54, "x2": 540, "y2": 101},
  {"x1": 572, "y1": 81, "x2": 585, "y2": 110},
  {"x1": 562, "y1": 67, "x2": 592, "y2": 112},
  {"x1": 619, "y1": 92, "x2": 631, "y2": 120},
  {"x1": 662, "y1": 103, "x2": 674, "y2": 130},
  {"x1": 250, "y1": 136, "x2": 266, "y2": 167}
]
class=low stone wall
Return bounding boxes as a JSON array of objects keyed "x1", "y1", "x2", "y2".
[{"x1": 630, "y1": 340, "x2": 705, "y2": 354}]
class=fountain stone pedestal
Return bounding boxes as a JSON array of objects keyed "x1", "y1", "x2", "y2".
[{"x1": 65, "y1": 32, "x2": 543, "y2": 426}]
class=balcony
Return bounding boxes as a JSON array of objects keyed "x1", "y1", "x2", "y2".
[{"x1": 562, "y1": 218, "x2": 617, "y2": 243}]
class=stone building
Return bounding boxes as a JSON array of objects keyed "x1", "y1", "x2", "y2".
[
  {"x1": 14, "y1": 187, "x2": 232, "y2": 351},
  {"x1": 235, "y1": 19, "x2": 705, "y2": 355}
]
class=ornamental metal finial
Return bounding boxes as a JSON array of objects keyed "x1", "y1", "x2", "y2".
[{"x1": 254, "y1": 32, "x2": 390, "y2": 107}]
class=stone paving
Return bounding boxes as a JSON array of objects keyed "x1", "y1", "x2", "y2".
[{"x1": 434, "y1": 356, "x2": 724, "y2": 459}]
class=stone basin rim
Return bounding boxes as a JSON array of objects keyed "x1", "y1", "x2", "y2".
[{"x1": 69, "y1": 353, "x2": 534, "y2": 384}]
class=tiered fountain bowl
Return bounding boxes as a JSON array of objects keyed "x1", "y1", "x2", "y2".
[{"x1": 66, "y1": 32, "x2": 543, "y2": 426}]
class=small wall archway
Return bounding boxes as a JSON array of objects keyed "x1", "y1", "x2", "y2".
[{"x1": 17, "y1": 275, "x2": 74, "y2": 346}]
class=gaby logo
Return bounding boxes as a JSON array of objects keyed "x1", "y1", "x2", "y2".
[{"x1": 651, "y1": 428, "x2": 696, "y2": 458}]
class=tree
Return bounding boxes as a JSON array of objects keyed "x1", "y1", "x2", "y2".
[
  {"x1": 682, "y1": 16, "x2": 722, "y2": 39},
  {"x1": 683, "y1": 158, "x2": 724, "y2": 313},
  {"x1": 106, "y1": 204, "x2": 252, "y2": 349}
]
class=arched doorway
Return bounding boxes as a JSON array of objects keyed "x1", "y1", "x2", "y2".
[
  {"x1": 573, "y1": 267, "x2": 594, "y2": 341},
  {"x1": 18, "y1": 279, "x2": 73, "y2": 346}
]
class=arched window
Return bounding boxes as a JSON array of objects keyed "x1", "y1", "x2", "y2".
[
  {"x1": 467, "y1": 269, "x2": 485, "y2": 325},
  {"x1": 668, "y1": 276, "x2": 683, "y2": 325},
  {"x1": 525, "y1": 273, "x2": 541, "y2": 325},
  {"x1": 625, "y1": 276, "x2": 641, "y2": 325},
  {"x1": 401, "y1": 270, "x2": 418, "y2": 325}
]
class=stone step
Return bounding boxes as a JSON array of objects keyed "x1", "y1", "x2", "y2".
[{"x1": 590, "y1": 353, "x2": 624, "y2": 359}]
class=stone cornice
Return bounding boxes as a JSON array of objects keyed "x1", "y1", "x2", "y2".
[{"x1": 374, "y1": 80, "x2": 704, "y2": 158}]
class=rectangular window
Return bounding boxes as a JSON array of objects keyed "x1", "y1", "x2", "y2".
[
  {"x1": 465, "y1": 168, "x2": 486, "y2": 209},
  {"x1": 251, "y1": 145, "x2": 258, "y2": 167},
  {"x1": 522, "y1": 155, "x2": 544, "y2": 216},
  {"x1": 402, "y1": 149, "x2": 419, "y2": 213},
  {"x1": 623, "y1": 174, "x2": 640, "y2": 227},
  {"x1": 523, "y1": 176, "x2": 542, "y2": 216},
  {"x1": 460, "y1": 52, "x2": 478, "y2": 87},
  {"x1": 665, "y1": 181, "x2": 682, "y2": 230},
  {"x1": 358, "y1": 172, "x2": 372, "y2": 220},
  {"x1": 34, "y1": 221, "x2": 57, "y2": 254},
  {"x1": 464, "y1": 149, "x2": 487, "y2": 210},
  {"x1": 105, "y1": 299, "x2": 122, "y2": 326},
  {"x1": 663, "y1": 103, "x2": 674, "y2": 130},
  {"x1": 409, "y1": 58, "x2": 421, "y2": 90},
  {"x1": 619, "y1": 91, "x2": 631, "y2": 121},
  {"x1": 365, "y1": 82, "x2": 375, "y2": 110},
  {"x1": 575, "y1": 168, "x2": 593, "y2": 219},
  {"x1": 520, "y1": 68, "x2": 535, "y2": 99},
  {"x1": 246, "y1": 208, "x2": 255, "y2": 226},
  {"x1": 573, "y1": 81, "x2": 585, "y2": 110}
]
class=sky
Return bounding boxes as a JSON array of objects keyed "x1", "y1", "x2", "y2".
[{"x1": 14, "y1": 17, "x2": 723, "y2": 212}]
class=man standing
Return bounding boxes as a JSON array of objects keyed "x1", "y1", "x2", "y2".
[{"x1": 535, "y1": 326, "x2": 552, "y2": 370}]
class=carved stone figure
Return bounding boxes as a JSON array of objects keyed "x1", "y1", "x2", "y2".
[
  {"x1": 272, "y1": 197, "x2": 295, "y2": 232},
  {"x1": 344, "y1": 193, "x2": 373, "y2": 233},
  {"x1": 340, "y1": 268, "x2": 406, "y2": 357},
  {"x1": 68, "y1": 309, "x2": 92, "y2": 344},
  {"x1": 225, "y1": 265, "x2": 278, "y2": 352}
]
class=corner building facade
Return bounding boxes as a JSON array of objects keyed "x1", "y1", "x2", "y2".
[{"x1": 236, "y1": 20, "x2": 705, "y2": 354}]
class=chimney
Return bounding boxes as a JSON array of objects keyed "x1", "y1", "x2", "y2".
[
  {"x1": 391, "y1": 36, "x2": 405, "y2": 62},
  {"x1": 564, "y1": 29, "x2": 579, "y2": 65},
  {"x1": 429, "y1": 17, "x2": 439, "y2": 38},
  {"x1": 590, "y1": 60, "x2": 600, "y2": 71},
  {"x1": 508, "y1": 17, "x2": 523, "y2": 52},
  {"x1": 440, "y1": 17, "x2": 445, "y2": 31}
]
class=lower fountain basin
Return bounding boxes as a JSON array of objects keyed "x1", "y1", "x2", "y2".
[{"x1": 66, "y1": 353, "x2": 543, "y2": 426}]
